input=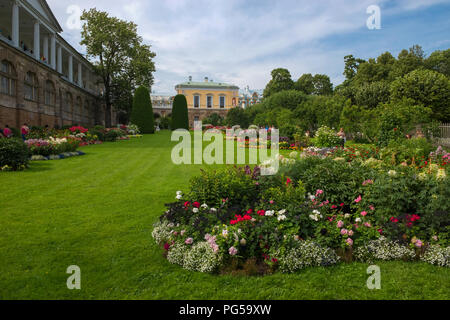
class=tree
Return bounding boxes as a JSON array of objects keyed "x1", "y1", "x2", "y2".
[
  {"x1": 295, "y1": 73, "x2": 314, "y2": 94},
  {"x1": 343, "y1": 55, "x2": 365, "y2": 81},
  {"x1": 263, "y1": 68, "x2": 294, "y2": 98},
  {"x1": 312, "y1": 74, "x2": 333, "y2": 95},
  {"x1": 262, "y1": 90, "x2": 308, "y2": 111},
  {"x1": 425, "y1": 49, "x2": 450, "y2": 77},
  {"x1": 225, "y1": 107, "x2": 250, "y2": 128},
  {"x1": 171, "y1": 95, "x2": 189, "y2": 130},
  {"x1": 130, "y1": 86, "x2": 155, "y2": 134},
  {"x1": 390, "y1": 69, "x2": 450, "y2": 121},
  {"x1": 203, "y1": 113, "x2": 224, "y2": 126},
  {"x1": 80, "y1": 9, "x2": 156, "y2": 127},
  {"x1": 354, "y1": 81, "x2": 390, "y2": 109}
]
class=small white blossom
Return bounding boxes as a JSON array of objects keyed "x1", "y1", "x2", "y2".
[
  {"x1": 265, "y1": 210, "x2": 275, "y2": 217},
  {"x1": 192, "y1": 208, "x2": 199, "y2": 213},
  {"x1": 278, "y1": 215, "x2": 287, "y2": 221}
]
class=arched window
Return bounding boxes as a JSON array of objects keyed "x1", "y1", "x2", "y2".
[
  {"x1": 44, "y1": 80, "x2": 56, "y2": 106},
  {"x1": 193, "y1": 94, "x2": 200, "y2": 108},
  {"x1": 75, "y1": 96, "x2": 82, "y2": 115},
  {"x1": 206, "y1": 95, "x2": 213, "y2": 108},
  {"x1": 24, "y1": 72, "x2": 38, "y2": 101},
  {"x1": 65, "y1": 92, "x2": 73, "y2": 113},
  {"x1": 0, "y1": 60, "x2": 16, "y2": 96},
  {"x1": 84, "y1": 100, "x2": 90, "y2": 117}
]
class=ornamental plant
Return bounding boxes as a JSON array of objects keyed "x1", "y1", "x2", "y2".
[
  {"x1": 130, "y1": 86, "x2": 155, "y2": 134},
  {"x1": 171, "y1": 94, "x2": 189, "y2": 130},
  {"x1": 0, "y1": 138, "x2": 29, "y2": 171}
]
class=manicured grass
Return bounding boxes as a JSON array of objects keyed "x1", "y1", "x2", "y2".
[{"x1": 0, "y1": 131, "x2": 448, "y2": 300}]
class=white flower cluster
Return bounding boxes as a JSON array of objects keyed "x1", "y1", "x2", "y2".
[
  {"x1": 278, "y1": 241, "x2": 339, "y2": 273},
  {"x1": 420, "y1": 245, "x2": 450, "y2": 267},
  {"x1": 167, "y1": 242, "x2": 186, "y2": 266},
  {"x1": 176, "y1": 191, "x2": 183, "y2": 200},
  {"x1": 183, "y1": 242, "x2": 223, "y2": 273},
  {"x1": 309, "y1": 210, "x2": 322, "y2": 221},
  {"x1": 354, "y1": 237, "x2": 415, "y2": 263},
  {"x1": 151, "y1": 220, "x2": 173, "y2": 245}
]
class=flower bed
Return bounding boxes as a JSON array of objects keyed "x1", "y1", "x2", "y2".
[{"x1": 152, "y1": 147, "x2": 450, "y2": 275}]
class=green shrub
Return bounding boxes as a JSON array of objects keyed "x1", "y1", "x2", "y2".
[
  {"x1": 130, "y1": 86, "x2": 155, "y2": 134},
  {"x1": 0, "y1": 138, "x2": 29, "y2": 170},
  {"x1": 381, "y1": 138, "x2": 434, "y2": 165},
  {"x1": 314, "y1": 126, "x2": 342, "y2": 147},
  {"x1": 171, "y1": 94, "x2": 189, "y2": 130},
  {"x1": 104, "y1": 129, "x2": 124, "y2": 142}
]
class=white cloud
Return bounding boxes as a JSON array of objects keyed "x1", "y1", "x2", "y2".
[{"x1": 46, "y1": 0, "x2": 449, "y2": 93}]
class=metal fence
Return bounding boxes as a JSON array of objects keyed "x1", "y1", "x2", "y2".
[{"x1": 440, "y1": 123, "x2": 450, "y2": 138}]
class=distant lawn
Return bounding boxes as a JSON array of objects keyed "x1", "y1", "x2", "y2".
[{"x1": 0, "y1": 131, "x2": 448, "y2": 300}]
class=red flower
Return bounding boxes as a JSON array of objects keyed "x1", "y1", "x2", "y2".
[
  {"x1": 286, "y1": 177, "x2": 292, "y2": 186},
  {"x1": 184, "y1": 201, "x2": 191, "y2": 207},
  {"x1": 193, "y1": 202, "x2": 200, "y2": 208},
  {"x1": 257, "y1": 210, "x2": 265, "y2": 216},
  {"x1": 331, "y1": 205, "x2": 337, "y2": 209},
  {"x1": 164, "y1": 243, "x2": 170, "y2": 251},
  {"x1": 340, "y1": 203, "x2": 345, "y2": 207},
  {"x1": 247, "y1": 209, "x2": 253, "y2": 215},
  {"x1": 377, "y1": 229, "x2": 383, "y2": 234},
  {"x1": 390, "y1": 217, "x2": 399, "y2": 223}
]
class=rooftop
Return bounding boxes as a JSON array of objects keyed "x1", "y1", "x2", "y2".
[{"x1": 175, "y1": 77, "x2": 239, "y2": 90}]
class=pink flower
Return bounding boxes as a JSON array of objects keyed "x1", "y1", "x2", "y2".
[
  {"x1": 337, "y1": 220, "x2": 344, "y2": 228},
  {"x1": 346, "y1": 238, "x2": 353, "y2": 246},
  {"x1": 361, "y1": 211, "x2": 367, "y2": 217},
  {"x1": 185, "y1": 238, "x2": 193, "y2": 245},
  {"x1": 415, "y1": 240, "x2": 423, "y2": 248},
  {"x1": 354, "y1": 195, "x2": 362, "y2": 203},
  {"x1": 369, "y1": 205, "x2": 375, "y2": 211},
  {"x1": 316, "y1": 189, "x2": 324, "y2": 196},
  {"x1": 228, "y1": 246, "x2": 238, "y2": 256},
  {"x1": 348, "y1": 230, "x2": 354, "y2": 236},
  {"x1": 364, "y1": 222, "x2": 372, "y2": 227},
  {"x1": 340, "y1": 229, "x2": 348, "y2": 235},
  {"x1": 269, "y1": 200, "x2": 274, "y2": 204}
]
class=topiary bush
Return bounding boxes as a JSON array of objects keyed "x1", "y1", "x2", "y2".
[
  {"x1": 130, "y1": 86, "x2": 155, "y2": 134},
  {"x1": 171, "y1": 94, "x2": 189, "y2": 130},
  {"x1": 0, "y1": 138, "x2": 30, "y2": 171}
]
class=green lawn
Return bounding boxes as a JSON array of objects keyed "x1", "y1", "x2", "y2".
[{"x1": 0, "y1": 131, "x2": 449, "y2": 300}]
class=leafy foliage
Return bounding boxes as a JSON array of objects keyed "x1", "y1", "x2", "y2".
[
  {"x1": 171, "y1": 95, "x2": 189, "y2": 130},
  {"x1": 130, "y1": 86, "x2": 155, "y2": 134}
]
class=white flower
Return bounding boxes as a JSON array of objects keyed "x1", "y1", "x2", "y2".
[
  {"x1": 176, "y1": 194, "x2": 182, "y2": 200},
  {"x1": 277, "y1": 209, "x2": 287, "y2": 216},
  {"x1": 344, "y1": 213, "x2": 351, "y2": 218},
  {"x1": 265, "y1": 210, "x2": 275, "y2": 217},
  {"x1": 176, "y1": 191, "x2": 182, "y2": 195},
  {"x1": 210, "y1": 207, "x2": 217, "y2": 212},
  {"x1": 308, "y1": 194, "x2": 316, "y2": 201},
  {"x1": 222, "y1": 230, "x2": 229, "y2": 237},
  {"x1": 192, "y1": 208, "x2": 199, "y2": 213},
  {"x1": 201, "y1": 203, "x2": 208, "y2": 209},
  {"x1": 278, "y1": 215, "x2": 287, "y2": 221},
  {"x1": 388, "y1": 170, "x2": 397, "y2": 177},
  {"x1": 355, "y1": 218, "x2": 362, "y2": 223},
  {"x1": 312, "y1": 210, "x2": 320, "y2": 215},
  {"x1": 309, "y1": 214, "x2": 319, "y2": 221}
]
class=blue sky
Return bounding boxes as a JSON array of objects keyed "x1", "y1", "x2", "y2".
[{"x1": 46, "y1": 0, "x2": 450, "y2": 94}]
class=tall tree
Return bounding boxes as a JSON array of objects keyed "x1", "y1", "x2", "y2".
[
  {"x1": 171, "y1": 95, "x2": 189, "y2": 130},
  {"x1": 80, "y1": 9, "x2": 156, "y2": 127},
  {"x1": 263, "y1": 68, "x2": 294, "y2": 98},
  {"x1": 312, "y1": 74, "x2": 333, "y2": 95},
  {"x1": 295, "y1": 73, "x2": 314, "y2": 94}
]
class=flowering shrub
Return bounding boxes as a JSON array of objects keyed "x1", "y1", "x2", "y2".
[
  {"x1": 314, "y1": 126, "x2": 342, "y2": 148},
  {"x1": 276, "y1": 241, "x2": 340, "y2": 273},
  {"x1": 420, "y1": 245, "x2": 450, "y2": 267},
  {"x1": 69, "y1": 126, "x2": 89, "y2": 134},
  {"x1": 354, "y1": 237, "x2": 416, "y2": 263}
]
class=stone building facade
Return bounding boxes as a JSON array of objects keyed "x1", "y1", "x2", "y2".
[
  {"x1": 0, "y1": 0, "x2": 114, "y2": 129},
  {"x1": 175, "y1": 76, "x2": 239, "y2": 126}
]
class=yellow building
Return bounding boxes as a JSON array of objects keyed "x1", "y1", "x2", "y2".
[{"x1": 175, "y1": 76, "x2": 239, "y2": 126}]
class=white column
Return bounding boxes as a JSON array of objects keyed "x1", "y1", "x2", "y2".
[
  {"x1": 43, "y1": 36, "x2": 48, "y2": 62},
  {"x1": 68, "y1": 55, "x2": 73, "y2": 82},
  {"x1": 57, "y1": 45, "x2": 62, "y2": 73},
  {"x1": 78, "y1": 63, "x2": 83, "y2": 87},
  {"x1": 50, "y1": 35, "x2": 56, "y2": 69},
  {"x1": 12, "y1": 2, "x2": 20, "y2": 47},
  {"x1": 33, "y1": 21, "x2": 40, "y2": 60}
]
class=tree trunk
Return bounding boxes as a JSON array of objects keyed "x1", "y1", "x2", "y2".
[{"x1": 104, "y1": 86, "x2": 112, "y2": 128}]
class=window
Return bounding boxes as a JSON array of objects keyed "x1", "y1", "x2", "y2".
[
  {"x1": 24, "y1": 72, "x2": 38, "y2": 101},
  {"x1": 206, "y1": 95, "x2": 212, "y2": 108},
  {"x1": 219, "y1": 96, "x2": 225, "y2": 108},
  {"x1": 44, "y1": 80, "x2": 56, "y2": 106},
  {"x1": 0, "y1": 60, "x2": 16, "y2": 96},
  {"x1": 75, "y1": 97, "x2": 82, "y2": 115},
  {"x1": 194, "y1": 95, "x2": 200, "y2": 108},
  {"x1": 65, "y1": 92, "x2": 73, "y2": 113}
]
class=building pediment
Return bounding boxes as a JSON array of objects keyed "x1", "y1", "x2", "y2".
[{"x1": 22, "y1": 0, "x2": 63, "y2": 33}]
